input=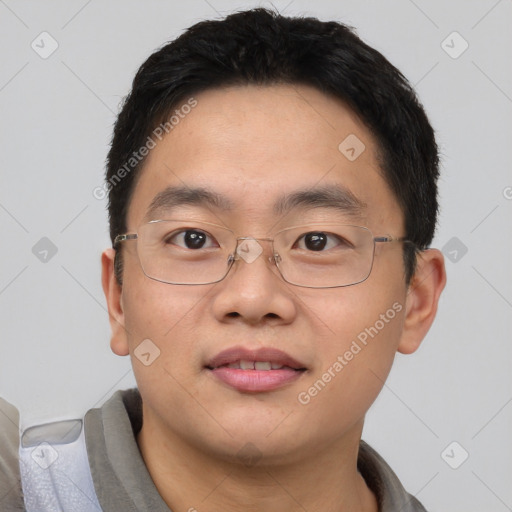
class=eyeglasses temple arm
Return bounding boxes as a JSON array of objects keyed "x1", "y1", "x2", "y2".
[
  {"x1": 114, "y1": 233, "x2": 138, "y2": 248},
  {"x1": 374, "y1": 236, "x2": 416, "y2": 245}
]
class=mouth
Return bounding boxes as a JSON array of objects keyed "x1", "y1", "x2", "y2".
[{"x1": 205, "y1": 347, "x2": 307, "y2": 393}]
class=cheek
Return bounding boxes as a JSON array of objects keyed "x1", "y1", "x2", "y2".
[
  {"x1": 293, "y1": 281, "x2": 406, "y2": 426},
  {"x1": 122, "y1": 249, "x2": 205, "y2": 343},
  {"x1": 294, "y1": 312, "x2": 405, "y2": 445},
  {"x1": 298, "y1": 273, "x2": 406, "y2": 355},
  {"x1": 121, "y1": 269, "x2": 214, "y2": 388}
]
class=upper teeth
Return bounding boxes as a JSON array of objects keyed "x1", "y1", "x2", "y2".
[{"x1": 226, "y1": 360, "x2": 285, "y2": 370}]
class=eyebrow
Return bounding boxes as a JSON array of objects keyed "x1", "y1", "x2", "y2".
[
  {"x1": 273, "y1": 185, "x2": 366, "y2": 218},
  {"x1": 144, "y1": 183, "x2": 366, "y2": 220},
  {"x1": 144, "y1": 185, "x2": 234, "y2": 220}
]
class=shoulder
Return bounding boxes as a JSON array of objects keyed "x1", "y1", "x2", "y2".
[
  {"x1": 0, "y1": 397, "x2": 24, "y2": 511},
  {"x1": 3, "y1": 389, "x2": 143, "y2": 512},
  {"x1": 359, "y1": 440, "x2": 428, "y2": 512}
]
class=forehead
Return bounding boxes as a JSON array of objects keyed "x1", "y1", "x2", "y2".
[{"x1": 127, "y1": 84, "x2": 403, "y2": 232}]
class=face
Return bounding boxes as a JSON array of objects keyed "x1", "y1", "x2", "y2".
[{"x1": 106, "y1": 84, "x2": 419, "y2": 464}]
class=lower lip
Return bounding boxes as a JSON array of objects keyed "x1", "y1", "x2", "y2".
[{"x1": 209, "y1": 367, "x2": 303, "y2": 392}]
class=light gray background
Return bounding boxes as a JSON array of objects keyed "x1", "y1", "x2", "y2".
[{"x1": 1, "y1": 0, "x2": 511, "y2": 510}]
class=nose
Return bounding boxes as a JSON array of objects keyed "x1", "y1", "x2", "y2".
[{"x1": 211, "y1": 238, "x2": 297, "y2": 326}]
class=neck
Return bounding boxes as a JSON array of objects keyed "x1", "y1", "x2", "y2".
[{"x1": 136, "y1": 407, "x2": 378, "y2": 512}]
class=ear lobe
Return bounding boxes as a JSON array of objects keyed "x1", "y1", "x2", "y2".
[
  {"x1": 397, "y1": 249, "x2": 446, "y2": 355},
  {"x1": 101, "y1": 248, "x2": 130, "y2": 356}
]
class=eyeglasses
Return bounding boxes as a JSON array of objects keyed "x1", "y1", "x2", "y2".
[{"x1": 114, "y1": 219, "x2": 411, "y2": 288}]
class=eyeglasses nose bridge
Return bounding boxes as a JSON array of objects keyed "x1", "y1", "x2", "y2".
[
  {"x1": 237, "y1": 236, "x2": 274, "y2": 242},
  {"x1": 228, "y1": 253, "x2": 279, "y2": 265},
  {"x1": 229, "y1": 236, "x2": 280, "y2": 266}
]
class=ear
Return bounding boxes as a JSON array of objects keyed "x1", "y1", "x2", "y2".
[
  {"x1": 397, "y1": 248, "x2": 446, "y2": 354},
  {"x1": 101, "y1": 248, "x2": 130, "y2": 356}
]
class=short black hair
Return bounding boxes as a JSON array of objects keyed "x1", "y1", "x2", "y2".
[{"x1": 106, "y1": 7, "x2": 439, "y2": 284}]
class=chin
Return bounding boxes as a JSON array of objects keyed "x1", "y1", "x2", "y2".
[
  {"x1": 187, "y1": 409, "x2": 322, "y2": 466},
  {"x1": 207, "y1": 433, "x2": 310, "y2": 468}
]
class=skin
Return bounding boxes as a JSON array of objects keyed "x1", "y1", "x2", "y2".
[{"x1": 102, "y1": 84, "x2": 446, "y2": 512}]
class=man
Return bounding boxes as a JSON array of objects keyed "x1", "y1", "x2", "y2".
[{"x1": 1, "y1": 8, "x2": 445, "y2": 511}]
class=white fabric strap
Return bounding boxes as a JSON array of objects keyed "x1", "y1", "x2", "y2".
[{"x1": 19, "y1": 418, "x2": 102, "y2": 512}]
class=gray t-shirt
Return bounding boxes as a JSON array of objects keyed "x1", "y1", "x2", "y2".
[{"x1": 0, "y1": 389, "x2": 427, "y2": 511}]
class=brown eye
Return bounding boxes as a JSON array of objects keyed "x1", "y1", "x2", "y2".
[
  {"x1": 303, "y1": 232, "x2": 327, "y2": 251},
  {"x1": 295, "y1": 231, "x2": 348, "y2": 251},
  {"x1": 168, "y1": 229, "x2": 217, "y2": 249},
  {"x1": 183, "y1": 230, "x2": 207, "y2": 249}
]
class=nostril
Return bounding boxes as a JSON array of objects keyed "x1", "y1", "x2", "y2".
[{"x1": 226, "y1": 312, "x2": 240, "y2": 318}]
